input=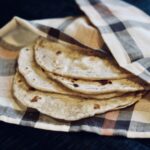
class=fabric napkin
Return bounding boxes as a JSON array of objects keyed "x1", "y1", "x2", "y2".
[{"x1": 0, "y1": 0, "x2": 150, "y2": 138}]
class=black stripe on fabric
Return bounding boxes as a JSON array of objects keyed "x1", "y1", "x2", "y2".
[
  {"x1": 100, "y1": 20, "x2": 150, "y2": 34},
  {"x1": 70, "y1": 116, "x2": 104, "y2": 128},
  {"x1": 111, "y1": 20, "x2": 150, "y2": 32},
  {"x1": 88, "y1": 0, "x2": 143, "y2": 62},
  {"x1": 30, "y1": 22, "x2": 108, "y2": 56},
  {"x1": 0, "y1": 58, "x2": 17, "y2": 76},
  {"x1": 109, "y1": 22, "x2": 126, "y2": 32},
  {"x1": 115, "y1": 120, "x2": 131, "y2": 131},
  {"x1": 147, "y1": 67, "x2": 150, "y2": 72},
  {"x1": 115, "y1": 120, "x2": 150, "y2": 132},
  {"x1": 20, "y1": 108, "x2": 40, "y2": 127},
  {"x1": 32, "y1": 23, "x2": 50, "y2": 33},
  {"x1": 48, "y1": 28, "x2": 60, "y2": 39},
  {"x1": 58, "y1": 18, "x2": 75, "y2": 31},
  {"x1": 137, "y1": 58, "x2": 150, "y2": 70},
  {"x1": 115, "y1": 106, "x2": 135, "y2": 131},
  {"x1": 87, "y1": 0, "x2": 130, "y2": 7},
  {"x1": 101, "y1": 43, "x2": 112, "y2": 55},
  {"x1": 117, "y1": 105, "x2": 135, "y2": 121}
]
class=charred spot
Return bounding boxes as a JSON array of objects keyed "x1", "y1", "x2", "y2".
[
  {"x1": 142, "y1": 81, "x2": 148, "y2": 86},
  {"x1": 41, "y1": 68, "x2": 45, "y2": 72},
  {"x1": 56, "y1": 51, "x2": 61, "y2": 55},
  {"x1": 98, "y1": 80, "x2": 112, "y2": 85},
  {"x1": 30, "y1": 96, "x2": 41, "y2": 102},
  {"x1": 25, "y1": 67, "x2": 28, "y2": 70},
  {"x1": 71, "y1": 79, "x2": 78, "y2": 83},
  {"x1": 28, "y1": 87, "x2": 36, "y2": 91},
  {"x1": 18, "y1": 79, "x2": 22, "y2": 83},
  {"x1": 73, "y1": 83, "x2": 79, "y2": 87},
  {"x1": 94, "y1": 104, "x2": 100, "y2": 109},
  {"x1": 43, "y1": 55, "x2": 46, "y2": 58}
]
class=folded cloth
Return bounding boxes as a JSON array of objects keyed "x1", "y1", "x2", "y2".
[{"x1": 0, "y1": 0, "x2": 150, "y2": 138}]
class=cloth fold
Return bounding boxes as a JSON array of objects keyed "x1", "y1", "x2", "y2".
[
  {"x1": 76, "y1": 0, "x2": 150, "y2": 83},
  {"x1": 0, "y1": 0, "x2": 150, "y2": 138}
]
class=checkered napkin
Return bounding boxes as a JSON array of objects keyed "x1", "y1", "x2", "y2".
[{"x1": 0, "y1": 0, "x2": 150, "y2": 138}]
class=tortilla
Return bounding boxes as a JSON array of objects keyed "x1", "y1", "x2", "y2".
[
  {"x1": 13, "y1": 72, "x2": 141, "y2": 121},
  {"x1": 48, "y1": 73, "x2": 149, "y2": 94},
  {"x1": 18, "y1": 46, "x2": 125, "y2": 99},
  {"x1": 34, "y1": 37, "x2": 131, "y2": 80}
]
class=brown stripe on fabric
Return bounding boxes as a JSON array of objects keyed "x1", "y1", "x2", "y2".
[
  {"x1": 20, "y1": 108, "x2": 40, "y2": 127},
  {"x1": 100, "y1": 111, "x2": 119, "y2": 135},
  {"x1": 0, "y1": 76, "x2": 14, "y2": 97},
  {"x1": 0, "y1": 46, "x2": 19, "y2": 59},
  {"x1": 88, "y1": 0, "x2": 143, "y2": 62},
  {"x1": 0, "y1": 57, "x2": 17, "y2": 76},
  {"x1": 0, "y1": 38, "x2": 22, "y2": 51},
  {"x1": 102, "y1": 111, "x2": 119, "y2": 128},
  {"x1": 58, "y1": 17, "x2": 75, "y2": 31}
]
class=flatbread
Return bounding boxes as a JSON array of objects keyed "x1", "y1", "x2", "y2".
[
  {"x1": 48, "y1": 73, "x2": 149, "y2": 94},
  {"x1": 18, "y1": 46, "x2": 125, "y2": 99},
  {"x1": 13, "y1": 72, "x2": 141, "y2": 121},
  {"x1": 34, "y1": 37, "x2": 131, "y2": 80}
]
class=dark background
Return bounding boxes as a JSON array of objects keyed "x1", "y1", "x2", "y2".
[{"x1": 0, "y1": 0, "x2": 150, "y2": 149}]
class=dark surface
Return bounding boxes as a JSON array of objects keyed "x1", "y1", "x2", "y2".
[{"x1": 0, "y1": 0, "x2": 150, "y2": 149}]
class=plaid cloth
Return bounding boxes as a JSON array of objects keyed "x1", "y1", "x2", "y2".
[{"x1": 0, "y1": 0, "x2": 150, "y2": 138}]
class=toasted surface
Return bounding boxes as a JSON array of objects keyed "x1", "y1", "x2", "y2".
[
  {"x1": 48, "y1": 73, "x2": 149, "y2": 94},
  {"x1": 13, "y1": 72, "x2": 141, "y2": 121},
  {"x1": 35, "y1": 38, "x2": 131, "y2": 80},
  {"x1": 18, "y1": 46, "x2": 125, "y2": 99}
]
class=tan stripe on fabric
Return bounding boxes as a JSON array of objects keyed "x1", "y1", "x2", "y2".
[
  {"x1": 0, "y1": 76, "x2": 14, "y2": 97},
  {"x1": 64, "y1": 17, "x2": 104, "y2": 49},
  {"x1": 100, "y1": 111, "x2": 119, "y2": 135},
  {"x1": 0, "y1": 46, "x2": 19, "y2": 59}
]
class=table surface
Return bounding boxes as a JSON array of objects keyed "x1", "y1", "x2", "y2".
[{"x1": 0, "y1": 0, "x2": 150, "y2": 149}]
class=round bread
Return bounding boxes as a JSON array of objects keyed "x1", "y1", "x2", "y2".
[
  {"x1": 13, "y1": 72, "x2": 141, "y2": 121},
  {"x1": 34, "y1": 38, "x2": 131, "y2": 80}
]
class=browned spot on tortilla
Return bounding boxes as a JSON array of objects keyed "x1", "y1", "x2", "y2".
[
  {"x1": 31, "y1": 96, "x2": 41, "y2": 102},
  {"x1": 18, "y1": 79, "x2": 22, "y2": 83},
  {"x1": 41, "y1": 68, "x2": 45, "y2": 72},
  {"x1": 25, "y1": 67, "x2": 28, "y2": 70},
  {"x1": 28, "y1": 87, "x2": 36, "y2": 91},
  {"x1": 56, "y1": 51, "x2": 61, "y2": 55},
  {"x1": 98, "y1": 80, "x2": 112, "y2": 85},
  {"x1": 94, "y1": 104, "x2": 100, "y2": 109},
  {"x1": 71, "y1": 79, "x2": 78, "y2": 83},
  {"x1": 73, "y1": 83, "x2": 79, "y2": 87},
  {"x1": 43, "y1": 55, "x2": 46, "y2": 58}
]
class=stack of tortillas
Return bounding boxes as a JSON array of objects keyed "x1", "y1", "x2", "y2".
[{"x1": 13, "y1": 37, "x2": 150, "y2": 121}]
